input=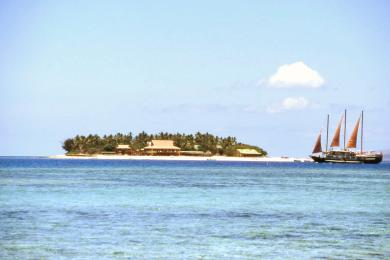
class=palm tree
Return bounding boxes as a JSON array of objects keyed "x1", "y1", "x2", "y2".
[{"x1": 62, "y1": 131, "x2": 267, "y2": 156}]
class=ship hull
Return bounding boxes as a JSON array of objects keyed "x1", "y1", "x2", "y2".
[
  {"x1": 311, "y1": 151, "x2": 382, "y2": 164},
  {"x1": 357, "y1": 154, "x2": 383, "y2": 164}
]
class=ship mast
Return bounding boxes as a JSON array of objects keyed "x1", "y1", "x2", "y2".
[
  {"x1": 344, "y1": 109, "x2": 347, "y2": 150},
  {"x1": 326, "y1": 114, "x2": 329, "y2": 153},
  {"x1": 361, "y1": 110, "x2": 364, "y2": 154}
]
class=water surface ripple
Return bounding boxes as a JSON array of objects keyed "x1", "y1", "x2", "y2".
[{"x1": 0, "y1": 158, "x2": 389, "y2": 259}]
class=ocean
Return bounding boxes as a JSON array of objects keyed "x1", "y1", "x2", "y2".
[{"x1": 0, "y1": 157, "x2": 389, "y2": 259}]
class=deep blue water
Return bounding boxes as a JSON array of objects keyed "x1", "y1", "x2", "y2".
[{"x1": 0, "y1": 157, "x2": 389, "y2": 259}]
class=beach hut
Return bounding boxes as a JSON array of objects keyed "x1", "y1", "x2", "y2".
[
  {"x1": 236, "y1": 149, "x2": 262, "y2": 157},
  {"x1": 116, "y1": 144, "x2": 131, "y2": 155},
  {"x1": 143, "y1": 140, "x2": 181, "y2": 156}
]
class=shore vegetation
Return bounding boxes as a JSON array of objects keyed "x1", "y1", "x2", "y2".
[{"x1": 62, "y1": 132, "x2": 267, "y2": 156}]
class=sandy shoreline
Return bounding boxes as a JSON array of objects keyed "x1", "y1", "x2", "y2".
[{"x1": 49, "y1": 154, "x2": 313, "y2": 163}]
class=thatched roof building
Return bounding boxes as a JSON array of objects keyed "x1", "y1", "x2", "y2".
[
  {"x1": 144, "y1": 140, "x2": 180, "y2": 155},
  {"x1": 116, "y1": 144, "x2": 131, "y2": 155},
  {"x1": 117, "y1": 144, "x2": 130, "y2": 149},
  {"x1": 236, "y1": 149, "x2": 262, "y2": 157}
]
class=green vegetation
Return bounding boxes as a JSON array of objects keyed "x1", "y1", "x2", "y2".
[{"x1": 62, "y1": 132, "x2": 267, "y2": 156}]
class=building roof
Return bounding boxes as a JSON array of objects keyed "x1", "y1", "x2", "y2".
[
  {"x1": 144, "y1": 140, "x2": 181, "y2": 150},
  {"x1": 117, "y1": 144, "x2": 130, "y2": 149},
  {"x1": 236, "y1": 149, "x2": 261, "y2": 155}
]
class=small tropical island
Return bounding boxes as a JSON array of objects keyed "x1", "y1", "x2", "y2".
[
  {"x1": 62, "y1": 132, "x2": 267, "y2": 157},
  {"x1": 56, "y1": 132, "x2": 312, "y2": 162}
]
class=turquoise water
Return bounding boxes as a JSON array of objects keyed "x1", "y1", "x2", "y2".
[{"x1": 0, "y1": 158, "x2": 389, "y2": 259}]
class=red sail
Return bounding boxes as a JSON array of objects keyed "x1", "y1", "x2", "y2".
[
  {"x1": 330, "y1": 116, "x2": 343, "y2": 147},
  {"x1": 346, "y1": 116, "x2": 360, "y2": 148},
  {"x1": 312, "y1": 132, "x2": 322, "y2": 153}
]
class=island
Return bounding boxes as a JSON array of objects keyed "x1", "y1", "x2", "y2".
[
  {"x1": 62, "y1": 132, "x2": 267, "y2": 157},
  {"x1": 55, "y1": 132, "x2": 312, "y2": 162}
]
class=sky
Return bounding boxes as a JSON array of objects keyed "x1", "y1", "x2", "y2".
[{"x1": 1, "y1": 0, "x2": 390, "y2": 156}]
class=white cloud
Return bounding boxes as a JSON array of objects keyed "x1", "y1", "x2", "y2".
[
  {"x1": 267, "y1": 61, "x2": 325, "y2": 88},
  {"x1": 267, "y1": 96, "x2": 310, "y2": 113}
]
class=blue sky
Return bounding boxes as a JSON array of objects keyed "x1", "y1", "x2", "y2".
[{"x1": 1, "y1": 0, "x2": 389, "y2": 156}]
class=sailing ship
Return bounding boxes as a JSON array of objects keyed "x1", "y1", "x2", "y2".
[{"x1": 310, "y1": 110, "x2": 382, "y2": 164}]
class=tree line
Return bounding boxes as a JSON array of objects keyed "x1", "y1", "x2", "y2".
[{"x1": 62, "y1": 132, "x2": 267, "y2": 156}]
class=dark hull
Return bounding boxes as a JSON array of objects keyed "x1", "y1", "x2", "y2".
[
  {"x1": 357, "y1": 154, "x2": 383, "y2": 164},
  {"x1": 311, "y1": 152, "x2": 383, "y2": 164}
]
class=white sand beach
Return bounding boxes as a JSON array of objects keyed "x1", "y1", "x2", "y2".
[{"x1": 49, "y1": 154, "x2": 313, "y2": 162}]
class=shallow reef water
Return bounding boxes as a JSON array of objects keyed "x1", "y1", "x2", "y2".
[{"x1": 0, "y1": 158, "x2": 389, "y2": 259}]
